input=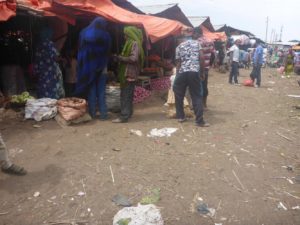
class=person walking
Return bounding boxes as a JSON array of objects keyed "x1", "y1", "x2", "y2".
[
  {"x1": 250, "y1": 41, "x2": 264, "y2": 87},
  {"x1": 228, "y1": 39, "x2": 241, "y2": 85},
  {"x1": 112, "y1": 26, "x2": 144, "y2": 123},
  {"x1": 173, "y1": 27, "x2": 209, "y2": 127},
  {"x1": 0, "y1": 133, "x2": 26, "y2": 175},
  {"x1": 75, "y1": 17, "x2": 111, "y2": 120}
]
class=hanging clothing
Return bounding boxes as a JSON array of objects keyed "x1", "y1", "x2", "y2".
[{"x1": 34, "y1": 28, "x2": 65, "y2": 99}]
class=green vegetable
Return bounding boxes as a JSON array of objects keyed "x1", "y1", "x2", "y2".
[
  {"x1": 140, "y1": 188, "x2": 160, "y2": 205},
  {"x1": 11, "y1": 92, "x2": 34, "y2": 104},
  {"x1": 117, "y1": 218, "x2": 131, "y2": 225}
]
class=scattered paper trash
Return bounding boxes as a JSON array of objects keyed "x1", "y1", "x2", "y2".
[
  {"x1": 112, "y1": 194, "x2": 132, "y2": 207},
  {"x1": 147, "y1": 128, "x2": 178, "y2": 137},
  {"x1": 113, "y1": 204, "x2": 164, "y2": 225},
  {"x1": 33, "y1": 192, "x2": 40, "y2": 197},
  {"x1": 33, "y1": 124, "x2": 42, "y2": 128},
  {"x1": 112, "y1": 148, "x2": 121, "y2": 152},
  {"x1": 140, "y1": 188, "x2": 160, "y2": 205},
  {"x1": 130, "y1": 129, "x2": 143, "y2": 137},
  {"x1": 277, "y1": 202, "x2": 287, "y2": 210},
  {"x1": 288, "y1": 95, "x2": 300, "y2": 98},
  {"x1": 9, "y1": 148, "x2": 24, "y2": 157},
  {"x1": 77, "y1": 191, "x2": 86, "y2": 197},
  {"x1": 282, "y1": 165, "x2": 293, "y2": 172},
  {"x1": 292, "y1": 206, "x2": 300, "y2": 210},
  {"x1": 286, "y1": 178, "x2": 294, "y2": 184}
]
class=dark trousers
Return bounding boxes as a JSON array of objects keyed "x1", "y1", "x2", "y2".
[
  {"x1": 229, "y1": 61, "x2": 239, "y2": 84},
  {"x1": 202, "y1": 69, "x2": 209, "y2": 97},
  {"x1": 250, "y1": 64, "x2": 262, "y2": 86},
  {"x1": 173, "y1": 71, "x2": 204, "y2": 124},
  {"x1": 120, "y1": 82, "x2": 135, "y2": 121}
]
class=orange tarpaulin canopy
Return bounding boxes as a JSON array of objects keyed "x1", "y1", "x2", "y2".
[
  {"x1": 50, "y1": 0, "x2": 188, "y2": 43},
  {"x1": 201, "y1": 25, "x2": 227, "y2": 42},
  {"x1": 0, "y1": 0, "x2": 16, "y2": 21}
]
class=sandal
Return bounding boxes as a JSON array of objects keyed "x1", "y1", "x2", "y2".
[{"x1": 2, "y1": 164, "x2": 27, "y2": 176}]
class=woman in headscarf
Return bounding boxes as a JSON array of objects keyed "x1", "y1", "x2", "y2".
[
  {"x1": 34, "y1": 27, "x2": 65, "y2": 99},
  {"x1": 75, "y1": 17, "x2": 111, "y2": 119},
  {"x1": 284, "y1": 48, "x2": 294, "y2": 76},
  {"x1": 112, "y1": 26, "x2": 144, "y2": 123}
]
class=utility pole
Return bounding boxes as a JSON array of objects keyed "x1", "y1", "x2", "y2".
[
  {"x1": 265, "y1": 17, "x2": 269, "y2": 43},
  {"x1": 279, "y1": 25, "x2": 283, "y2": 42},
  {"x1": 270, "y1": 29, "x2": 274, "y2": 44}
]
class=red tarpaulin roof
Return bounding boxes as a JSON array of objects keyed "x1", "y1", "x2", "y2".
[
  {"x1": 0, "y1": 0, "x2": 16, "y2": 21},
  {"x1": 49, "y1": 0, "x2": 188, "y2": 43},
  {"x1": 2, "y1": 0, "x2": 188, "y2": 42},
  {"x1": 201, "y1": 25, "x2": 227, "y2": 42}
]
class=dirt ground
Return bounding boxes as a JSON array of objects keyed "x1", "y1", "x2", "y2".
[{"x1": 0, "y1": 67, "x2": 300, "y2": 225}]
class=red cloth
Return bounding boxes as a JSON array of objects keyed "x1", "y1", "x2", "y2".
[
  {"x1": 49, "y1": 0, "x2": 188, "y2": 43},
  {"x1": 0, "y1": 0, "x2": 16, "y2": 21},
  {"x1": 201, "y1": 25, "x2": 227, "y2": 42},
  {"x1": 198, "y1": 37, "x2": 214, "y2": 69}
]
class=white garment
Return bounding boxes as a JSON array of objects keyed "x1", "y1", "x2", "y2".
[
  {"x1": 229, "y1": 44, "x2": 240, "y2": 62},
  {"x1": 0, "y1": 133, "x2": 12, "y2": 169}
]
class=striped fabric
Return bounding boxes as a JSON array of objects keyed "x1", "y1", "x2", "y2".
[{"x1": 199, "y1": 37, "x2": 215, "y2": 69}]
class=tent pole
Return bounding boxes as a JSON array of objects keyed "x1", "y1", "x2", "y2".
[{"x1": 161, "y1": 39, "x2": 164, "y2": 60}]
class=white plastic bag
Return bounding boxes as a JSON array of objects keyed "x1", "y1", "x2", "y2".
[
  {"x1": 106, "y1": 86, "x2": 120, "y2": 112},
  {"x1": 113, "y1": 204, "x2": 164, "y2": 225},
  {"x1": 147, "y1": 128, "x2": 178, "y2": 137},
  {"x1": 25, "y1": 98, "x2": 57, "y2": 121}
]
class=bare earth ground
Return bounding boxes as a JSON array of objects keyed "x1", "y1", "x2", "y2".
[{"x1": 0, "y1": 67, "x2": 300, "y2": 225}]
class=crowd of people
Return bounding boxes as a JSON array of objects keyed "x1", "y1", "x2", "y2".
[{"x1": 2, "y1": 16, "x2": 300, "y2": 176}]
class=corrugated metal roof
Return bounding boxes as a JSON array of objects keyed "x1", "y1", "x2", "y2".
[
  {"x1": 137, "y1": 3, "x2": 177, "y2": 14},
  {"x1": 213, "y1": 24, "x2": 226, "y2": 31},
  {"x1": 187, "y1": 16, "x2": 209, "y2": 27}
]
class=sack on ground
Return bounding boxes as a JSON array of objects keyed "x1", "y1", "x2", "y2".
[
  {"x1": 106, "y1": 85, "x2": 120, "y2": 112},
  {"x1": 243, "y1": 79, "x2": 254, "y2": 87},
  {"x1": 277, "y1": 66, "x2": 285, "y2": 74},
  {"x1": 25, "y1": 98, "x2": 57, "y2": 121},
  {"x1": 57, "y1": 97, "x2": 87, "y2": 121}
]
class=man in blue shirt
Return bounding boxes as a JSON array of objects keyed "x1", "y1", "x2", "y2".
[{"x1": 250, "y1": 41, "x2": 264, "y2": 87}]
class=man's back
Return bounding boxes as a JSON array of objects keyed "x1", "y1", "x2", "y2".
[
  {"x1": 253, "y1": 45, "x2": 264, "y2": 65},
  {"x1": 176, "y1": 39, "x2": 200, "y2": 74}
]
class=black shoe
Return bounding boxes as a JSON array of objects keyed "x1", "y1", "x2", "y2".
[{"x1": 2, "y1": 164, "x2": 27, "y2": 176}]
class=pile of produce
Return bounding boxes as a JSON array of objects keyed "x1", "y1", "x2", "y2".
[
  {"x1": 133, "y1": 86, "x2": 151, "y2": 104},
  {"x1": 150, "y1": 77, "x2": 171, "y2": 91},
  {"x1": 11, "y1": 92, "x2": 34, "y2": 104}
]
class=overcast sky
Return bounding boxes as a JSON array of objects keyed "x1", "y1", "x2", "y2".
[{"x1": 129, "y1": 0, "x2": 299, "y2": 42}]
